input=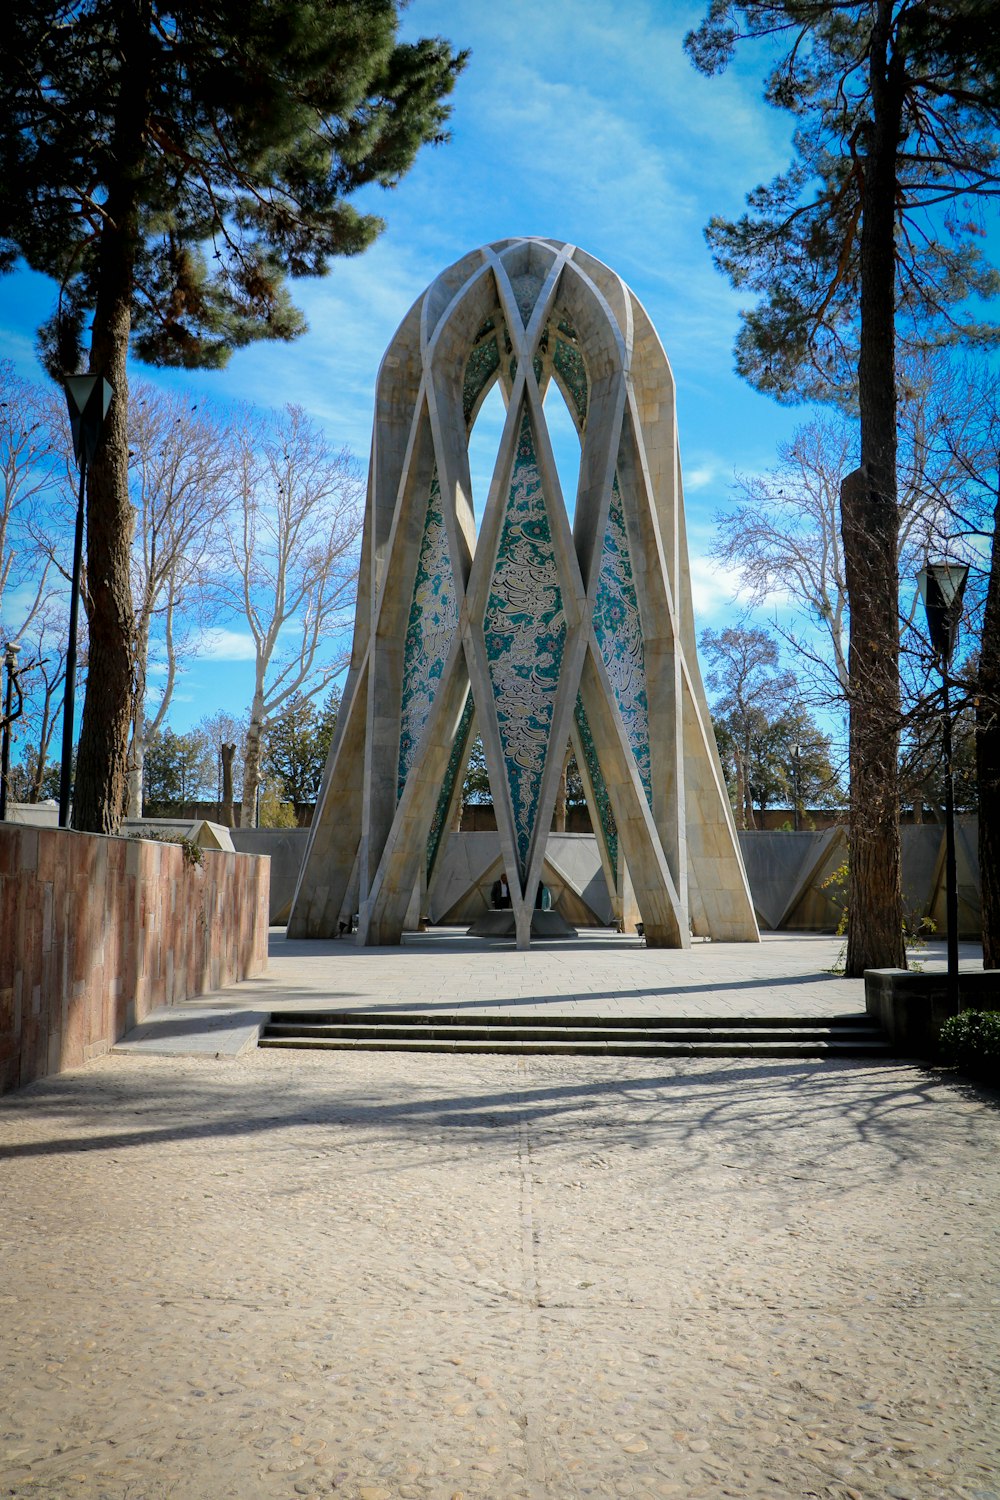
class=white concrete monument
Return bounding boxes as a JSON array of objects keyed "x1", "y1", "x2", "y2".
[{"x1": 288, "y1": 238, "x2": 759, "y2": 949}]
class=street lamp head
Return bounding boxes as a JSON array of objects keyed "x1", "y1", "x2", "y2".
[
  {"x1": 63, "y1": 374, "x2": 114, "y2": 469},
  {"x1": 917, "y1": 559, "x2": 969, "y2": 667}
]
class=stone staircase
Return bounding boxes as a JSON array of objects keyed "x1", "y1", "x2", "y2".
[{"x1": 258, "y1": 1011, "x2": 893, "y2": 1059}]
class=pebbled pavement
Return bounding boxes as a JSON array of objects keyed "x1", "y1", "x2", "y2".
[{"x1": 0, "y1": 932, "x2": 996, "y2": 1500}]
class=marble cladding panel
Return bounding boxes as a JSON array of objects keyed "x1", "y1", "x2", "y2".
[
  {"x1": 398, "y1": 469, "x2": 459, "y2": 800},
  {"x1": 0, "y1": 825, "x2": 269, "y2": 1095},
  {"x1": 592, "y1": 480, "x2": 654, "y2": 808},
  {"x1": 484, "y1": 412, "x2": 568, "y2": 877}
]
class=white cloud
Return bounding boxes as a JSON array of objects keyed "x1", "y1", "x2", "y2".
[
  {"x1": 684, "y1": 460, "x2": 725, "y2": 493},
  {"x1": 196, "y1": 628, "x2": 259, "y2": 663},
  {"x1": 687, "y1": 552, "x2": 749, "y2": 623}
]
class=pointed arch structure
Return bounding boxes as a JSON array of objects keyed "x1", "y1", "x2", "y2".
[{"x1": 288, "y1": 238, "x2": 758, "y2": 949}]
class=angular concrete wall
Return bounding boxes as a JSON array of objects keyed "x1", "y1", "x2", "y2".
[
  {"x1": 231, "y1": 827, "x2": 310, "y2": 924},
  {"x1": 418, "y1": 824, "x2": 982, "y2": 938},
  {"x1": 0, "y1": 825, "x2": 270, "y2": 1095}
]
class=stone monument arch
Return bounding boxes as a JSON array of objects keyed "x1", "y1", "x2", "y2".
[{"x1": 287, "y1": 237, "x2": 759, "y2": 949}]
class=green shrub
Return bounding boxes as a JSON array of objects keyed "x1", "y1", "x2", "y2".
[{"x1": 939, "y1": 1010, "x2": 1000, "y2": 1085}]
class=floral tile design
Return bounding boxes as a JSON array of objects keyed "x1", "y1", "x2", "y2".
[
  {"x1": 398, "y1": 469, "x2": 458, "y2": 799},
  {"x1": 484, "y1": 411, "x2": 567, "y2": 876},
  {"x1": 573, "y1": 695, "x2": 619, "y2": 877},
  {"x1": 592, "y1": 481, "x2": 653, "y2": 808},
  {"x1": 462, "y1": 325, "x2": 500, "y2": 425},
  {"x1": 553, "y1": 331, "x2": 588, "y2": 426}
]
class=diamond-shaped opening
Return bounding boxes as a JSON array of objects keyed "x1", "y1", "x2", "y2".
[
  {"x1": 543, "y1": 377, "x2": 583, "y2": 526},
  {"x1": 467, "y1": 380, "x2": 506, "y2": 536}
]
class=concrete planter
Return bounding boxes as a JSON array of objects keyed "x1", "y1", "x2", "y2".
[{"x1": 865, "y1": 968, "x2": 1000, "y2": 1059}]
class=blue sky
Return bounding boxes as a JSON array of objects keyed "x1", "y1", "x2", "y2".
[{"x1": 0, "y1": 0, "x2": 817, "y2": 734}]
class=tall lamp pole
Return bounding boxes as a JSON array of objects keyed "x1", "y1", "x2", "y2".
[
  {"x1": 917, "y1": 560, "x2": 969, "y2": 1010},
  {"x1": 0, "y1": 642, "x2": 22, "y2": 821},
  {"x1": 58, "y1": 375, "x2": 114, "y2": 829}
]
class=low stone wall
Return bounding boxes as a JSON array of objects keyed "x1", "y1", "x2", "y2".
[{"x1": 0, "y1": 825, "x2": 270, "y2": 1095}]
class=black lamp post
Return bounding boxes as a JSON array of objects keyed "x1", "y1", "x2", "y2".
[
  {"x1": 916, "y1": 559, "x2": 969, "y2": 1008},
  {"x1": 59, "y1": 374, "x2": 114, "y2": 829},
  {"x1": 0, "y1": 642, "x2": 22, "y2": 821}
]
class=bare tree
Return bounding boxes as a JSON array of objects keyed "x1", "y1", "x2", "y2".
[
  {"x1": 126, "y1": 386, "x2": 232, "y2": 815},
  {"x1": 190, "y1": 709, "x2": 248, "y2": 827},
  {"x1": 0, "y1": 362, "x2": 65, "y2": 646},
  {"x1": 11, "y1": 600, "x2": 74, "y2": 802},
  {"x1": 218, "y1": 406, "x2": 362, "y2": 827},
  {"x1": 700, "y1": 626, "x2": 799, "y2": 830},
  {"x1": 714, "y1": 360, "x2": 972, "y2": 706}
]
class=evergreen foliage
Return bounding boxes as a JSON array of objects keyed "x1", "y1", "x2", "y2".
[
  {"x1": 686, "y1": 0, "x2": 1000, "y2": 975},
  {"x1": 685, "y1": 1, "x2": 1000, "y2": 400},
  {"x1": 1, "y1": 1, "x2": 468, "y2": 374},
  {"x1": 263, "y1": 689, "x2": 338, "y2": 806},
  {"x1": 0, "y1": 0, "x2": 466, "y2": 833}
]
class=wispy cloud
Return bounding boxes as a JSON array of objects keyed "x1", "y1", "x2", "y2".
[
  {"x1": 687, "y1": 553, "x2": 750, "y2": 623},
  {"x1": 196, "y1": 628, "x2": 259, "y2": 663}
]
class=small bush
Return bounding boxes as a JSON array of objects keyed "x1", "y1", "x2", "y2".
[
  {"x1": 128, "y1": 830, "x2": 204, "y2": 868},
  {"x1": 939, "y1": 1009, "x2": 1000, "y2": 1085}
]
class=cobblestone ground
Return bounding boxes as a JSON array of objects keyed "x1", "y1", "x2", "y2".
[{"x1": 1, "y1": 1048, "x2": 998, "y2": 1500}]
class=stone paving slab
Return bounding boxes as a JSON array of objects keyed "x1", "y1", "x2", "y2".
[
  {"x1": 113, "y1": 1003, "x2": 266, "y2": 1058},
  {"x1": 109, "y1": 929, "x2": 985, "y2": 1060},
  {"x1": 0, "y1": 1043, "x2": 997, "y2": 1500}
]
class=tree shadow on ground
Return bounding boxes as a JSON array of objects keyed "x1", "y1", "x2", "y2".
[{"x1": 1, "y1": 1054, "x2": 997, "y2": 1199}]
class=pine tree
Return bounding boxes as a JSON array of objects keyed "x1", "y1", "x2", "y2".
[
  {"x1": 263, "y1": 690, "x2": 338, "y2": 807},
  {"x1": 0, "y1": 1, "x2": 466, "y2": 832},
  {"x1": 686, "y1": 1, "x2": 1000, "y2": 974}
]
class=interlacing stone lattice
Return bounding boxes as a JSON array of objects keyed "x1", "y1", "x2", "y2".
[{"x1": 288, "y1": 237, "x2": 759, "y2": 949}]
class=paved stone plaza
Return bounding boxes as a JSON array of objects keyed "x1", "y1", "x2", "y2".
[{"x1": 1, "y1": 932, "x2": 997, "y2": 1500}]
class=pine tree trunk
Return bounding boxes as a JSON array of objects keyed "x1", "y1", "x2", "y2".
[
  {"x1": 71, "y1": 3, "x2": 150, "y2": 833},
  {"x1": 73, "y1": 309, "x2": 136, "y2": 833},
  {"x1": 978, "y1": 486, "x2": 1000, "y2": 968},
  {"x1": 842, "y1": 4, "x2": 905, "y2": 977}
]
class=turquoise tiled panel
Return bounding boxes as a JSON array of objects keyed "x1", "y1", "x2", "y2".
[
  {"x1": 592, "y1": 481, "x2": 653, "y2": 808},
  {"x1": 462, "y1": 326, "x2": 499, "y2": 424},
  {"x1": 398, "y1": 469, "x2": 458, "y2": 799},
  {"x1": 552, "y1": 333, "x2": 588, "y2": 425},
  {"x1": 484, "y1": 411, "x2": 567, "y2": 878}
]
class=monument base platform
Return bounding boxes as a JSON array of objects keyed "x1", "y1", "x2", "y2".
[{"x1": 466, "y1": 910, "x2": 578, "y2": 940}]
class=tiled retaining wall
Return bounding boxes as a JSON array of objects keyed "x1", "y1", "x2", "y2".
[{"x1": 0, "y1": 825, "x2": 269, "y2": 1094}]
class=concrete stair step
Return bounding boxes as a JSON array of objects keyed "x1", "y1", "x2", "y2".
[
  {"x1": 262, "y1": 1010, "x2": 872, "y2": 1031},
  {"x1": 260, "y1": 1036, "x2": 893, "y2": 1057},
  {"x1": 262, "y1": 1021, "x2": 879, "y2": 1044},
  {"x1": 258, "y1": 1012, "x2": 893, "y2": 1058}
]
